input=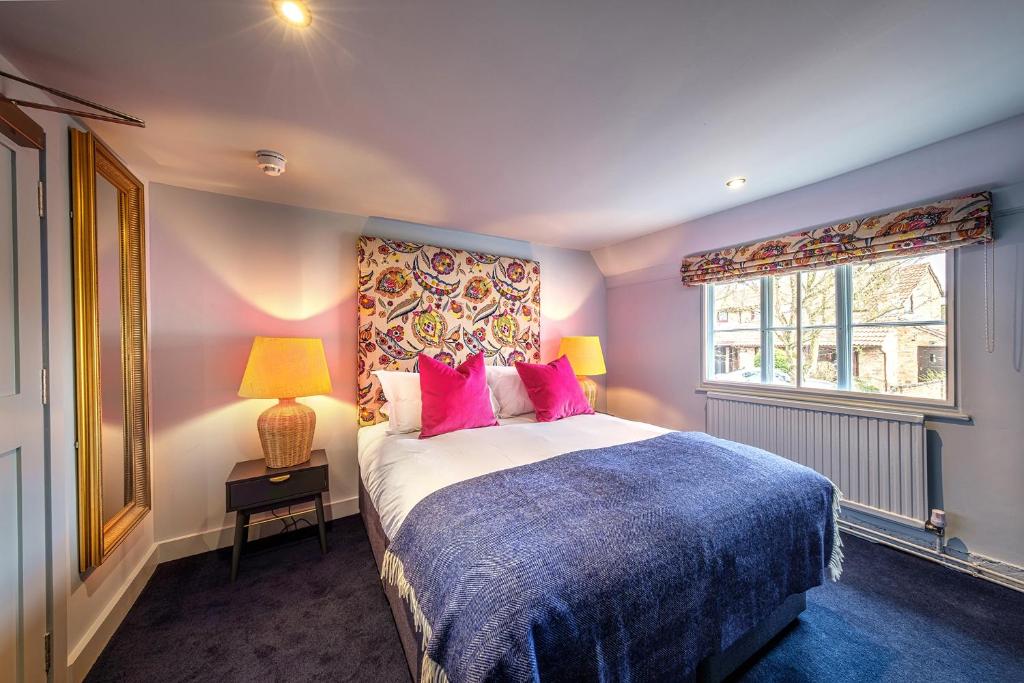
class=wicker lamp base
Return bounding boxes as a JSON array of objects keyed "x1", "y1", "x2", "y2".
[
  {"x1": 257, "y1": 398, "x2": 316, "y2": 468},
  {"x1": 577, "y1": 375, "x2": 598, "y2": 410}
]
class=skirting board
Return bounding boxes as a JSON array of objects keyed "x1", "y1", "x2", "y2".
[
  {"x1": 70, "y1": 495, "x2": 357, "y2": 682},
  {"x1": 68, "y1": 544, "x2": 160, "y2": 683},
  {"x1": 157, "y1": 495, "x2": 358, "y2": 563},
  {"x1": 839, "y1": 519, "x2": 1024, "y2": 593}
]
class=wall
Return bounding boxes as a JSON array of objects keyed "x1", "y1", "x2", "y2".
[
  {"x1": 597, "y1": 114, "x2": 1024, "y2": 568},
  {"x1": 0, "y1": 52, "x2": 160, "y2": 683},
  {"x1": 146, "y1": 184, "x2": 607, "y2": 553}
]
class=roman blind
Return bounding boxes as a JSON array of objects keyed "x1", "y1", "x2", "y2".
[{"x1": 680, "y1": 191, "x2": 992, "y2": 286}]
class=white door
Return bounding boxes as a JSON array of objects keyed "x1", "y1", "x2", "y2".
[{"x1": 0, "y1": 134, "x2": 47, "y2": 681}]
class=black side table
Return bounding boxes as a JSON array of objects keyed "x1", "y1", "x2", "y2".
[{"x1": 225, "y1": 449, "x2": 329, "y2": 581}]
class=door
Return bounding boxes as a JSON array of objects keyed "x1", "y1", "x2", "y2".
[{"x1": 0, "y1": 134, "x2": 47, "y2": 681}]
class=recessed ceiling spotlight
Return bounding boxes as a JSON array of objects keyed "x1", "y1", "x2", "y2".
[
  {"x1": 273, "y1": 0, "x2": 313, "y2": 27},
  {"x1": 725, "y1": 176, "x2": 747, "y2": 189}
]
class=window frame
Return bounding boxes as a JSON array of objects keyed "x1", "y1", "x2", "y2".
[{"x1": 699, "y1": 250, "x2": 962, "y2": 417}]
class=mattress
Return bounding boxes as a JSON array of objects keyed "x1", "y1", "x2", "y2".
[{"x1": 357, "y1": 412, "x2": 671, "y2": 539}]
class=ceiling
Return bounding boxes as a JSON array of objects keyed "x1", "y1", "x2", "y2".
[{"x1": 1, "y1": 0, "x2": 1023, "y2": 250}]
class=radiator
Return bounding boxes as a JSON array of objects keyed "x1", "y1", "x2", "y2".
[{"x1": 706, "y1": 392, "x2": 928, "y2": 526}]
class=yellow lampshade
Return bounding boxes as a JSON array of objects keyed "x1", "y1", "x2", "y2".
[
  {"x1": 238, "y1": 337, "x2": 333, "y2": 399},
  {"x1": 558, "y1": 336, "x2": 606, "y2": 376}
]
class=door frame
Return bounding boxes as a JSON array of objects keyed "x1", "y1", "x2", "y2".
[
  {"x1": 1, "y1": 96, "x2": 52, "y2": 681},
  {"x1": 0, "y1": 98, "x2": 45, "y2": 151}
]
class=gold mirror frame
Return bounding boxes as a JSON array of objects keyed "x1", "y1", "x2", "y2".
[{"x1": 70, "y1": 129, "x2": 151, "y2": 572}]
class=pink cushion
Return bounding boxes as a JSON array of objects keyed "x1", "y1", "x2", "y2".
[
  {"x1": 418, "y1": 352, "x2": 498, "y2": 438},
  {"x1": 514, "y1": 355, "x2": 595, "y2": 422}
]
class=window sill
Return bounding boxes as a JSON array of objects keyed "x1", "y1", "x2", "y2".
[{"x1": 696, "y1": 383, "x2": 971, "y2": 422}]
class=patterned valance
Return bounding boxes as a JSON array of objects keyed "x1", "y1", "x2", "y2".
[
  {"x1": 680, "y1": 192, "x2": 992, "y2": 286},
  {"x1": 357, "y1": 236, "x2": 541, "y2": 425}
]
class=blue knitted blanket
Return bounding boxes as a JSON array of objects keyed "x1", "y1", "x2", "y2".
[{"x1": 382, "y1": 431, "x2": 842, "y2": 683}]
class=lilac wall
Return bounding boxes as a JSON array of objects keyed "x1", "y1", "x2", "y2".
[
  {"x1": 147, "y1": 185, "x2": 606, "y2": 549},
  {"x1": 598, "y1": 114, "x2": 1024, "y2": 568}
]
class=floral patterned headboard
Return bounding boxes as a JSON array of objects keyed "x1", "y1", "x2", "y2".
[{"x1": 357, "y1": 236, "x2": 541, "y2": 426}]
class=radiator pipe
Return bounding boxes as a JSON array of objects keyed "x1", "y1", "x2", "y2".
[
  {"x1": 924, "y1": 508, "x2": 946, "y2": 553},
  {"x1": 840, "y1": 520, "x2": 1024, "y2": 593}
]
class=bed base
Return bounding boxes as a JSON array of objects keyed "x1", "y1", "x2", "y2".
[
  {"x1": 361, "y1": 480, "x2": 424, "y2": 677},
  {"x1": 359, "y1": 479, "x2": 805, "y2": 683}
]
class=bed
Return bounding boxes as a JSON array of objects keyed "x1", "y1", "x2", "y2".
[
  {"x1": 358, "y1": 413, "x2": 840, "y2": 683},
  {"x1": 355, "y1": 237, "x2": 839, "y2": 681}
]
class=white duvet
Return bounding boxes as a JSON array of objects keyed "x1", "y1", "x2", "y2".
[{"x1": 358, "y1": 413, "x2": 671, "y2": 538}]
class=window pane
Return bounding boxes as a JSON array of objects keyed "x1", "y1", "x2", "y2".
[
  {"x1": 711, "y1": 330, "x2": 760, "y2": 383},
  {"x1": 800, "y1": 269, "x2": 835, "y2": 326},
  {"x1": 705, "y1": 253, "x2": 953, "y2": 404},
  {"x1": 851, "y1": 324, "x2": 946, "y2": 399},
  {"x1": 771, "y1": 274, "x2": 797, "y2": 328},
  {"x1": 712, "y1": 278, "x2": 761, "y2": 330},
  {"x1": 852, "y1": 253, "x2": 946, "y2": 324},
  {"x1": 801, "y1": 327, "x2": 838, "y2": 389},
  {"x1": 768, "y1": 330, "x2": 797, "y2": 386}
]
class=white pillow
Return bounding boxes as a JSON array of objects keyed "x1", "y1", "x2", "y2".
[
  {"x1": 373, "y1": 370, "x2": 423, "y2": 434},
  {"x1": 374, "y1": 369, "x2": 500, "y2": 434},
  {"x1": 486, "y1": 365, "x2": 534, "y2": 418}
]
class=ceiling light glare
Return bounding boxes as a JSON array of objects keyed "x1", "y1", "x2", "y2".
[{"x1": 273, "y1": 0, "x2": 312, "y2": 27}]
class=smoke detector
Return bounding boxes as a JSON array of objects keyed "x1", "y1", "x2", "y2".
[{"x1": 256, "y1": 149, "x2": 287, "y2": 176}]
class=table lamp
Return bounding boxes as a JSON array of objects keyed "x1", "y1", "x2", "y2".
[
  {"x1": 238, "y1": 337, "x2": 332, "y2": 468},
  {"x1": 558, "y1": 336, "x2": 606, "y2": 409}
]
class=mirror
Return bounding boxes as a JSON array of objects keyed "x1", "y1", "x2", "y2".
[
  {"x1": 71, "y1": 129, "x2": 151, "y2": 572},
  {"x1": 95, "y1": 173, "x2": 129, "y2": 524}
]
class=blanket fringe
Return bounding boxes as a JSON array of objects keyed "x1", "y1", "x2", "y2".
[
  {"x1": 381, "y1": 550, "x2": 451, "y2": 683},
  {"x1": 828, "y1": 483, "x2": 845, "y2": 581}
]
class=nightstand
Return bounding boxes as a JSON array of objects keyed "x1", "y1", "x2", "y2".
[{"x1": 225, "y1": 449, "x2": 329, "y2": 581}]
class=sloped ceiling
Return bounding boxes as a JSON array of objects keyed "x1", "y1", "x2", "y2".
[{"x1": 1, "y1": 0, "x2": 1023, "y2": 250}]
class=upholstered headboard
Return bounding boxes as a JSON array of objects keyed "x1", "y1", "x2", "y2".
[{"x1": 357, "y1": 237, "x2": 541, "y2": 426}]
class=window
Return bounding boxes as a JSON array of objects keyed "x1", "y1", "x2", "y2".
[{"x1": 705, "y1": 252, "x2": 951, "y2": 403}]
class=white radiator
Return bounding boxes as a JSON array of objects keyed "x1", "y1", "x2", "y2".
[{"x1": 706, "y1": 392, "x2": 928, "y2": 526}]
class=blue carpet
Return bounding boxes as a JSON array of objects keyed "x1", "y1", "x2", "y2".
[
  {"x1": 737, "y1": 533, "x2": 1024, "y2": 683},
  {"x1": 87, "y1": 516, "x2": 1024, "y2": 682}
]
